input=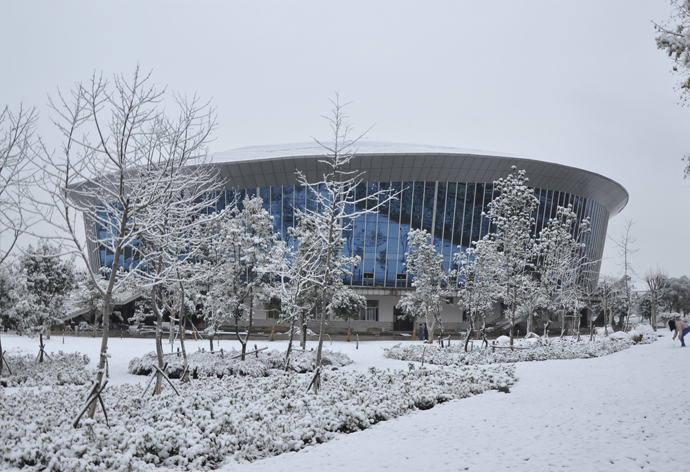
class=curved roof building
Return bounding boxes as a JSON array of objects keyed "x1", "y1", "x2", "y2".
[
  {"x1": 90, "y1": 141, "x2": 628, "y2": 333},
  {"x1": 207, "y1": 142, "x2": 627, "y2": 291}
]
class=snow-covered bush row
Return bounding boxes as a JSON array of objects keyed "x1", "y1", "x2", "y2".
[
  {"x1": 0, "y1": 352, "x2": 90, "y2": 387},
  {"x1": 612, "y1": 324, "x2": 658, "y2": 344},
  {"x1": 0, "y1": 364, "x2": 515, "y2": 470},
  {"x1": 384, "y1": 337, "x2": 635, "y2": 366},
  {"x1": 128, "y1": 348, "x2": 353, "y2": 378}
]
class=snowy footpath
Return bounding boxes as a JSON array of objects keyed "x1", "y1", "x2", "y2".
[
  {"x1": 0, "y1": 331, "x2": 684, "y2": 471},
  {"x1": 221, "y1": 333, "x2": 682, "y2": 472}
]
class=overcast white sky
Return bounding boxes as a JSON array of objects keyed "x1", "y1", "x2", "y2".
[{"x1": 1, "y1": 0, "x2": 688, "y2": 283}]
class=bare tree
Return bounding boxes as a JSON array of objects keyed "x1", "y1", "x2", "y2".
[
  {"x1": 598, "y1": 275, "x2": 620, "y2": 336},
  {"x1": 297, "y1": 94, "x2": 392, "y2": 393},
  {"x1": 0, "y1": 104, "x2": 38, "y2": 265},
  {"x1": 645, "y1": 267, "x2": 669, "y2": 332},
  {"x1": 33, "y1": 66, "x2": 217, "y2": 419},
  {"x1": 609, "y1": 219, "x2": 638, "y2": 331}
]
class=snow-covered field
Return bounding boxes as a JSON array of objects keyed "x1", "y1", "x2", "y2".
[{"x1": 0, "y1": 330, "x2": 684, "y2": 471}]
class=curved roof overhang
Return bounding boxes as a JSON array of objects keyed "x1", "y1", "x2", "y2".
[{"x1": 211, "y1": 142, "x2": 629, "y2": 217}]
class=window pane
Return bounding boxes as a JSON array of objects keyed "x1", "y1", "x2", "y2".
[
  {"x1": 443, "y1": 182, "x2": 456, "y2": 271},
  {"x1": 412, "y1": 181, "x2": 425, "y2": 230},
  {"x1": 462, "y1": 183, "x2": 476, "y2": 248},
  {"x1": 282, "y1": 185, "x2": 294, "y2": 241},
  {"x1": 271, "y1": 186, "x2": 282, "y2": 235},
  {"x1": 422, "y1": 181, "x2": 435, "y2": 232}
]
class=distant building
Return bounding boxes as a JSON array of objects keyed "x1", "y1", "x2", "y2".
[{"x1": 87, "y1": 142, "x2": 628, "y2": 335}]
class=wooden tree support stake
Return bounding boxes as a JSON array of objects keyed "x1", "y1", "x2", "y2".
[
  {"x1": 0, "y1": 351, "x2": 12, "y2": 376},
  {"x1": 151, "y1": 364, "x2": 180, "y2": 396},
  {"x1": 73, "y1": 380, "x2": 109, "y2": 428},
  {"x1": 35, "y1": 347, "x2": 52, "y2": 363},
  {"x1": 230, "y1": 346, "x2": 267, "y2": 359},
  {"x1": 306, "y1": 366, "x2": 321, "y2": 393},
  {"x1": 141, "y1": 362, "x2": 180, "y2": 397}
]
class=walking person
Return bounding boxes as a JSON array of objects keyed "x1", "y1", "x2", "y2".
[{"x1": 669, "y1": 320, "x2": 690, "y2": 347}]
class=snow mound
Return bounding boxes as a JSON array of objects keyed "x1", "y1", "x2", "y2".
[
  {"x1": 0, "y1": 352, "x2": 90, "y2": 387},
  {"x1": 128, "y1": 348, "x2": 353, "y2": 378}
]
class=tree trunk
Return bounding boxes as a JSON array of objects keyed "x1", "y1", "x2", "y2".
[
  {"x1": 425, "y1": 306, "x2": 436, "y2": 345},
  {"x1": 300, "y1": 314, "x2": 307, "y2": 351},
  {"x1": 543, "y1": 319, "x2": 551, "y2": 340},
  {"x1": 464, "y1": 312, "x2": 475, "y2": 353},
  {"x1": 285, "y1": 316, "x2": 296, "y2": 371},
  {"x1": 180, "y1": 313, "x2": 189, "y2": 383},
  {"x1": 88, "y1": 290, "x2": 113, "y2": 419},
  {"x1": 178, "y1": 287, "x2": 189, "y2": 383},
  {"x1": 234, "y1": 313, "x2": 246, "y2": 361},
  {"x1": 479, "y1": 315, "x2": 489, "y2": 348},
  {"x1": 0, "y1": 333, "x2": 3, "y2": 375},
  {"x1": 152, "y1": 297, "x2": 165, "y2": 396},
  {"x1": 93, "y1": 312, "x2": 98, "y2": 338},
  {"x1": 169, "y1": 314, "x2": 176, "y2": 349},
  {"x1": 39, "y1": 332, "x2": 44, "y2": 363}
]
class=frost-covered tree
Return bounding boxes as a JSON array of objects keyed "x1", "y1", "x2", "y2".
[
  {"x1": 268, "y1": 216, "x2": 324, "y2": 369},
  {"x1": 517, "y1": 276, "x2": 550, "y2": 337},
  {"x1": 72, "y1": 268, "x2": 112, "y2": 337},
  {"x1": 597, "y1": 276, "x2": 620, "y2": 336},
  {"x1": 656, "y1": 0, "x2": 690, "y2": 98},
  {"x1": 329, "y1": 283, "x2": 366, "y2": 342},
  {"x1": 537, "y1": 204, "x2": 590, "y2": 337},
  {"x1": 645, "y1": 267, "x2": 668, "y2": 331},
  {"x1": 208, "y1": 196, "x2": 282, "y2": 361},
  {"x1": 484, "y1": 167, "x2": 539, "y2": 345},
  {"x1": 655, "y1": 1, "x2": 690, "y2": 177},
  {"x1": 455, "y1": 238, "x2": 500, "y2": 351},
  {"x1": 296, "y1": 95, "x2": 391, "y2": 393},
  {"x1": 0, "y1": 104, "x2": 38, "y2": 265},
  {"x1": 33, "y1": 66, "x2": 218, "y2": 417},
  {"x1": 0, "y1": 263, "x2": 22, "y2": 373},
  {"x1": 129, "y1": 136, "x2": 223, "y2": 394},
  {"x1": 609, "y1": 219, "x2": 638, "y2": 331},
  {"x1": 663, "y1": 275, "x2": 690, "y2": 315},
  {"x1": 397, "y1": 229, "x2": 449, "y2": 343},
  {"x1": 16, "y1": 241, "x2": 76, "y2": 362}
]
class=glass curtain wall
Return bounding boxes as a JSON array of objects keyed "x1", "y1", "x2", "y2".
[{"x1": 95, "y1": 182, "x2": 609, "y2": 289}]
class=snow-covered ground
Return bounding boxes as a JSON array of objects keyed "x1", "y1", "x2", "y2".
[{"x1": 1, "y1": 330, "x2": 683, "y2": 471}]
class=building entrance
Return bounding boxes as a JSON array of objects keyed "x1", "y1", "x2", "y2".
[{"x1": 393, "y1": 307, "x2": 413, "y2": 332}]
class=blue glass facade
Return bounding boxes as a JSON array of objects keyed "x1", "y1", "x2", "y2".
[{"x1": 96, "y1": 180, "x2": 610, "y2": 287}]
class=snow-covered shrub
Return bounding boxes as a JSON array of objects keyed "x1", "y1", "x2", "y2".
[
  {"x1": 384, "y1": 337, "x2": 634, "y2": 366},
  {"x1": 0, "y1": 364, "x2": 515, "y2": 470},
  {"x1": 627, "y1": 324, "x2": 658, "y2": 344},
  {"x1": 0, "y1": 352, "x2": 90, "y2": 387},
  {"x1": 128, "y1": 348, "x2": 352, "y2": 378}
]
